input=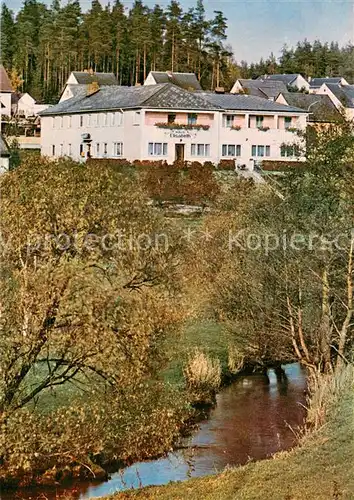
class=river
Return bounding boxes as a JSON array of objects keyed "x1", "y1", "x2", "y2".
[{"x1": 1, "y1": 363, "x2": 307, "y2": 500}]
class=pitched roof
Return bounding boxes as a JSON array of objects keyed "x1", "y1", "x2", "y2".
[
  {"x1": 310, "y1": 77, "x2": 345, "y2": 88},
  {"x1": 71, "y1": 71, "x2": 118, "y2": 85},
  {"x1": 0, "y1": 65, "x2": 13, "y2": 92},
  {"x1": 149, "y1": 72, "x2": 202, "y2": 91},
  {"x1": 0, "y1": 134, "x2": 10, "y2": 157},
  {"x1": 279, "y1": 92, "x2": 341, "y2": 122},
  {"x1": 325, "y1": 83, "x2": 354, "y2": 108},
  {"x1": 237, "y1": 79, "x2": 287, "y2": 99},
  {"x1": 260, "y1": 74, "x2": 302, "y2": 85},
  {"x1": 40, "y1": 83, "x2": 220, "y2": 116},
  {"x1": 199, "y1": 92, "x2": 307, "y2": 113}
]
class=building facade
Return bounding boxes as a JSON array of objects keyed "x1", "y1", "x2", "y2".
[
  {"x1": 40, "y1": 83, "x2": 308, "y2": 169},
  {"x1": 315, "y1": 83, "x2": 354, "y2": 121},
  {"x1": 0, "y1": 65, "x2": 13, "y2": 118}
]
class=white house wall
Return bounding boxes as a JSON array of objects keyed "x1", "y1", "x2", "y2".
[
  {"x1": 293, "y1": 75, "x2": 310, "y2": 91},
  {"x1": 144, "y1": 73, "x2": 158, "y2": 86},
  {"x1": 0, "y1": 92, "x2": 12, "y2": 117},
  {"x1": 0, "y1": 157, "x2": 9, "y2": 173},
  {"x1": 17, "y1": 93, "x2": 50, "y2": 117},
  {"x1": 41, "y1": 108, "x2": 307, "y2": 168},
  {"x1": 316, "y1": 84, "x2": 354, "y2": 121},
  {"x1": 230, "y1": 81, "x2": 243, "y2": 94}
]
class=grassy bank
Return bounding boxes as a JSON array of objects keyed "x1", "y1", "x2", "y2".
[
  {"x1": 104, "y1": 367, "x2": 354, "y2": 500},
  {"x1": 162, "y1": 319, "x2": 234, "y2": 386}
]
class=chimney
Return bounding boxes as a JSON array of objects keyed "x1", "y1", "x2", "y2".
[{"x1": 87, "y1": 81, "x2": 100, "y2": 96}]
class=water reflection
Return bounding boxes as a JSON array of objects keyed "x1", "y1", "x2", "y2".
[{"x1": 0, "y1": 363, "x2": 307, "y2": 500}]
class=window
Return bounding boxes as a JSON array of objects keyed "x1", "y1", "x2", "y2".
[
  {"x1": 87, "y1": 114, "x2": 91, "y2": 127},
  {"x1": 115, "y1": 111, "x2": 123, "y2": 126},
  {"x1": 223, "y1": 114, "x2": 235, "y2": 128},
  {"x1": 60, "y1": 143, "x2": 63, "y2": 156},
  {"x1": 222, "y1": 144, "x2": 241, "y2": 157},
  {"x1": 68, "y1": 143, "x2": 72, "y2": 156},
  {"x1": 148, "y1": 142, "x2": 168, "y2": 156},
  {"x1": 191, "y1": 144, "x2": 210, "y2": 157},
  {"x1": 91, "y1": 114, "x2": 97, "y2": 127},
  {"x1": 256, "y1": 116, "x2": 264, "y2": 128},
  {"x1": 168, "y1": 113, "x2": 176, "y2": 124},
  {"x1": 79, "y1": 115, "x2": 84, "y2": 127},
  {"x1": 103, "y1": 143, "x2": 108, "y2": 155},
  {"x1": 284, "y1": 116, "x2": 292, "y2": 129},
  {"x1": 96, "y1": 143, "x2": 100, "y2": 156},
  {"x1": 113, "y1": 142, "x2": 123, "y2": 156},
  {"x1": 52, "y1": 117, "x2": 55, "y2": 128},
  {"x1": 60, "y1": 116, "x2": 63, "y2": 128},
  {"x1": 102, "y1": 114, "x2": 108, "y2": 127},
  {"x1": 52, "y1": 145, "x2": 55, "y2": 156},
  {"x1": 252, "y1": 145, "x2": 270, "y2": 157},
  {"x1": 68, "y1": 115, "x2": 72, "y2": 128},
  {"x1": 134, "y1": 111, "x2": 141, "y2": 125},
  {"x1": 188, "y1": 113, "x2": 197, "y2": 125},
  {"x1": 280, "y1": 144, "x2": 300, "y2": 157},
  {"x1": 108, "y1": 112, "x2": 114, "y2": 126},
  {"x1": 80, "y1": 144, "x2": 84, "y2": 156}
]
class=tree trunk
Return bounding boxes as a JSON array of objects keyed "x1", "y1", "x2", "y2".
[
  {"x1": 143, "y1": 43, "x2": 147, "y2": 82},
  {"x1": 337, "y1": 240, "x2": 354, "y2": 368}
]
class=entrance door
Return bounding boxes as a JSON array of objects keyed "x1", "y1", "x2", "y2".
[{"x1": 175, "y1": 144, "x2": 185, "y2": 161}]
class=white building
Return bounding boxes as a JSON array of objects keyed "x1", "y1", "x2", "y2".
[
  {"x1": 13, "y1": 92, "x2": 51, "y2": 117},
  {"x1": 315, "y1": 83, "x2": 354, "y2": 121},
  {"x1": 309, "y1": 77, "x2": 349, "y2": 94},
  {"x1": 230, "y1": 79, "x2": 287, "y2": 101},
  {"x1": 144, "y1": 71, "x2": 202, "y2": 91},
  {"x1": 0, "y1": 134, "x2": 10, "y2": 172},
  {"x1": 0, "y1": 65, "x2": 13, "y2": 118},
  {"x1": 60, "y1": 71, "x2": 118, "y2": 103},
  {"x1": 259, "y1": 74, "x2": 310, "y2": 92},
  {"x1": 40, "y1": 83, "x2": 308, "y2": 169}
]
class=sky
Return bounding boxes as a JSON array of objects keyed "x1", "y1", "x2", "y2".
[{"x1": 9, "y1": 0, "x2": 354, "y2": 63}]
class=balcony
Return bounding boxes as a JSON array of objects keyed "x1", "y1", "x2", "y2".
[{"x1": 155, "y1": 122, "x2": 210, "y2": 131}]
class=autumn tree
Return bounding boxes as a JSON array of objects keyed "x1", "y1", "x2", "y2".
[
  {"x1": 0, "y1": 157, "x2": 188, "y2": 479},
  {"x1": 190, "y1": 120, "x2": 354, "y2": 372}
]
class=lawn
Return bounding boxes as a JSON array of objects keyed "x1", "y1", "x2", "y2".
[{"x1": 162, "y1": 319, "x2": 235, "y2": 386}]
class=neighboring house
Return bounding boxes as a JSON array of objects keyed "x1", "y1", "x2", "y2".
[
  {"x1": 13, "y1": 92, "x2": 50, "y2": 117},
  {"x1": 276, "y1": 92, "x2": 341, "y2": 123},
  {"x1": 144, "y1": 71, "x2": 202, "y2": 91},
  {"x1": 40, "y1": 83, "x2": 307, "y2": 170},
  {"x1": 231, "y1": 79, "x2": 287, "y2": 100},
  {"x1": 259, "y1": 74, "x2": 310, "y2": 92},
  {"x1": 309, "y1": 77, "x2": 349, "y2": 94},
  {"x1": 0, "y1": 65, "x2": 13, "y2": 117},
  {"x1": 60, "y1": 71, "x2": 118, "y2": 103},
  {"x1": 316, "y1": 83, "x2": 354, "y2": 120},
  {"x1": 0, "y1": 134, "x2": 10, "y2": 172}
]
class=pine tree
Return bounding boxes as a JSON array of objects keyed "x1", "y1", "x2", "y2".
[
  {"x1": 149, "y1": 5, "x2": 165, "y2": 72},
  {"x1": 112, "y1": 0, "x2": 126, "y2": 82},
  {"x1": 193, "y1": 0, "x2": 209, "y2": 81},
  {"x1": 1, "y1": 4, "x2": 16, "y2": 70},
  {"x1": 209, "y1": 10, "x2": 228, "y2": 89},
  {"x1": 14, "y1": 0, "x2": 48, "y2": 94},
  {"x1": 165, "y1": 1, "x2": 183, "y2": 72}
]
